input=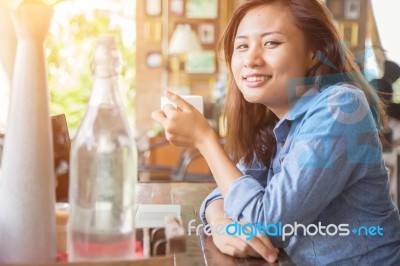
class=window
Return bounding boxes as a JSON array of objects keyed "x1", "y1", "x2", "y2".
[
  {"x1": 371, "y1": 0, "x2": 400, "y2": 103},
  {"x1": 46, "y1": 0, "x2": 136, "y2": 136}
]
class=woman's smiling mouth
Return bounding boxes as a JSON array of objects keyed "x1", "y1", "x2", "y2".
[{"x1": 243, "y1": 75, "x2": 272, "y2": 87}]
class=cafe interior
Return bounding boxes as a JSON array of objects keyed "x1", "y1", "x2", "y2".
[{"x1": 0, "y1": 0, "x2": 399, "y2": 265}]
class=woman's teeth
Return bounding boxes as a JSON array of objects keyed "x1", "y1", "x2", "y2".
[{"x1": 246, "y1": 76, "x2": 270, "y2": 82}]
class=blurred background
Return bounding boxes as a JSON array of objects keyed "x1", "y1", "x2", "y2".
[
  {"x1": 1, "y1": 0, "x2": 399, "y2": 135},
  {"x1": 0, "y1": 0, "x2": 399, "y2": 191}
]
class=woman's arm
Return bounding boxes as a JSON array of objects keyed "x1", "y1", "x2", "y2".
[
  {"x1": 196, "y1": 127, "x2": 242, "y2": 196},
  {"x1": 205, "y1": 199, "x2": 279, "y2": 262},
  {"x1": 205, "y1": 198, "x2": 226, "y2": 224},
  {"x1": 153, "y1": 87, "x2": 382, "y2": 247},
  {"x1": 221, "y1": 86, "x2": 383, "y2": 245}
]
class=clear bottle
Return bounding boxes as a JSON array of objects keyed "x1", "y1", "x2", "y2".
[{"x1": 68, "y1": 36, "x2": 137, "y2": 262}]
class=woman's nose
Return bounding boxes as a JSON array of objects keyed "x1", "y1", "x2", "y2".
[{"x1": 244, "y1": 46, "x2": 264, "y2": 68}]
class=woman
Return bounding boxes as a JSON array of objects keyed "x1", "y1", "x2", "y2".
[{"x1": 152, "y1": 0, "x2": 400, "y2": 264}]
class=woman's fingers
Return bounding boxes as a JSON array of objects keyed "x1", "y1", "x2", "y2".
[
  {"x1": 218, "y1": 235, "x2": 278, "y2": 262},
  {"x1": 256, "y1": 234, "x2": 279, "y2": 254},
  {"x1": 241, "y1": 237, "x2": 278, "y2": 262},
  {"x1": 152, "y1": 106, "x2": 185, "y2": 133},
  {"x1": 151, "y1": 110, "x2": 166, "y2": 124},
  {"x1": 225, "y1": 237, "x2": 262, "y2": 258},
  {"x1": 165, "y1": 90, "x2": 192, "y2": 112},
  {"x1": 222, "y1": 244, "x2": 250, "y2": 258},
  {"x1": 209, "y1": 217, "x2": 279, "y2": 263},
  {"x1": 228, "y1": 223, "x2": 278, "y2": 262},
  {"x1": 162, "y1": 103, "x2": 179, "y2": 117},
  {"x1": 152, "y1": 91, "x2": 212, "y2": 148},
  {"x1": 212, "y1": 230, "x2": 278, "y2": 262}
]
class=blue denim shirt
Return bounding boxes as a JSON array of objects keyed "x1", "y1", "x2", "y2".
[{"x1": 200, "y1": 84, "x2": 400, "y2": 265}]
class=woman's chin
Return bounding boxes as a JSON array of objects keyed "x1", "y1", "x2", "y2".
[{"x1": 242, "y1": 94, "x2": 265, "y2": 105}]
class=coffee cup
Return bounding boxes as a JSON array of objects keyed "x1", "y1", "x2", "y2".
[{"x1": 161, "y1": 95, "x2": 204, "y2": 115}]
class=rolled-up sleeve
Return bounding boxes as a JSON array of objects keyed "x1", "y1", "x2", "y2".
[
  {"x1": 223, "y1": 175, "x2": 266, "y2": 222},
  {"x1": 199, "y1": 187, "x2": 223, "y2": 225},
  {"x1": 199, "y1": 159, "x2": 269, "y2": 225}
]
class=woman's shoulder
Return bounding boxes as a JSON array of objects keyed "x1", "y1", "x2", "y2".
[
  {"x1": 310, "y1": 82, "x2": 370, "y2": 112},
  {"x1": 288, "y1": 82, "x2": 369, "y2": 121},
  {"x1": 316, "y1": 83, "x2": 368, "y2": 104},
  {"x1": 318, "y1": 82, "x2": 367, "y2": 101},
  {"x1": 305, "y1": 82, "x2": 374, "y2": 127}
]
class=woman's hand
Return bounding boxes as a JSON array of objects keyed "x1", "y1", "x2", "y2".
[
  {"x1": 153, "y1": 92, "x2": 241, "y2": 194},
  {"x1": 151, "y1": 91, "x2": 214, "y2": 148},
  {"x1": 210, "y1": 216, "x2": 279, "y2": 262}
]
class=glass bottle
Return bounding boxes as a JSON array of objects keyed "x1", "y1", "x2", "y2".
[{"x1": 68, "y1": 36, "x2": 137, "y2": 262}]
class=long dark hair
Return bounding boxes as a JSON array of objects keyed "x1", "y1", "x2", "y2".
[{"x1": 220, "y1": 0, "x2": 385, "y2": 167}]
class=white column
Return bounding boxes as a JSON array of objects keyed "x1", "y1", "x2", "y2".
[{"x1": 0, "y1": 4, "x2": 16, "y2": 132}]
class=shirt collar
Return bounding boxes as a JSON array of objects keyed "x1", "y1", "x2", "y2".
[
  {"x1": 286, "y1": 86, "x2": 322, "y2": 121},
  {"x1": 273, "y1": 86, "x2": 322, "y2": 142}
]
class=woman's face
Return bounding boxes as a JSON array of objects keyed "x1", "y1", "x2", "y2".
[{"x1": 231, "y1": 3, "x2": 315, "y2": 118}]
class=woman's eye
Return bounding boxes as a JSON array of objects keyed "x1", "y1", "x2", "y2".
[
  {"x1": 235, "y1": 44, "x2": 248, "y2": 50},
  {"x1": 264, "y1": 41, "x2": 280, "y2": 48}
]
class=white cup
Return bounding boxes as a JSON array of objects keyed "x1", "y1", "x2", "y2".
[{"x1": 161, "y1": 95, "x2": 204, "y2": 115}]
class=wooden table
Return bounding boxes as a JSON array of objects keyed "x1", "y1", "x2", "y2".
[{"x1": 137, "y1": 182, "x2": 294, "y2": 266}]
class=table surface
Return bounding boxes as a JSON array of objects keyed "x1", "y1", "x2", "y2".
[{"x1": 137, "y1": 182, "x2": 294, "y2": 266}]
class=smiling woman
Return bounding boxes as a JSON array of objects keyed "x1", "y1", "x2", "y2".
[
  {"x1": 151, "y1": 0, "x2": 400, "y2": 264},
  {"x1": 230, "y1": 3, "x2": 315, "y2": 118}
]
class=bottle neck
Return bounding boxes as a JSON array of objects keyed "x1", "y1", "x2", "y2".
[
  {"x1": 89, "y1": 36, "x2": 122, "y2": 108},
  {"x1": 88, "y1": 74, "x2": 122, "y2": 107}
]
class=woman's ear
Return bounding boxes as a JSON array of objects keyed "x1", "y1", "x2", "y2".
[
  {"x1": 312, "y1": 51, "x2": 318, "y2": 63},
  {"x1": 309, "y1": 50, "x2": 319, "y2": 69}
]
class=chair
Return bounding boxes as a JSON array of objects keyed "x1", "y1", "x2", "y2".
[
  {"x1": 138, "y1": 135, "x2": 221, "y2": 182},
  {"x1": 51, "y1": 114, "x2": 71, "y2": 202},
  {"x1": 0, "y1": 115, "x2": 71, "y2": 201}
]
